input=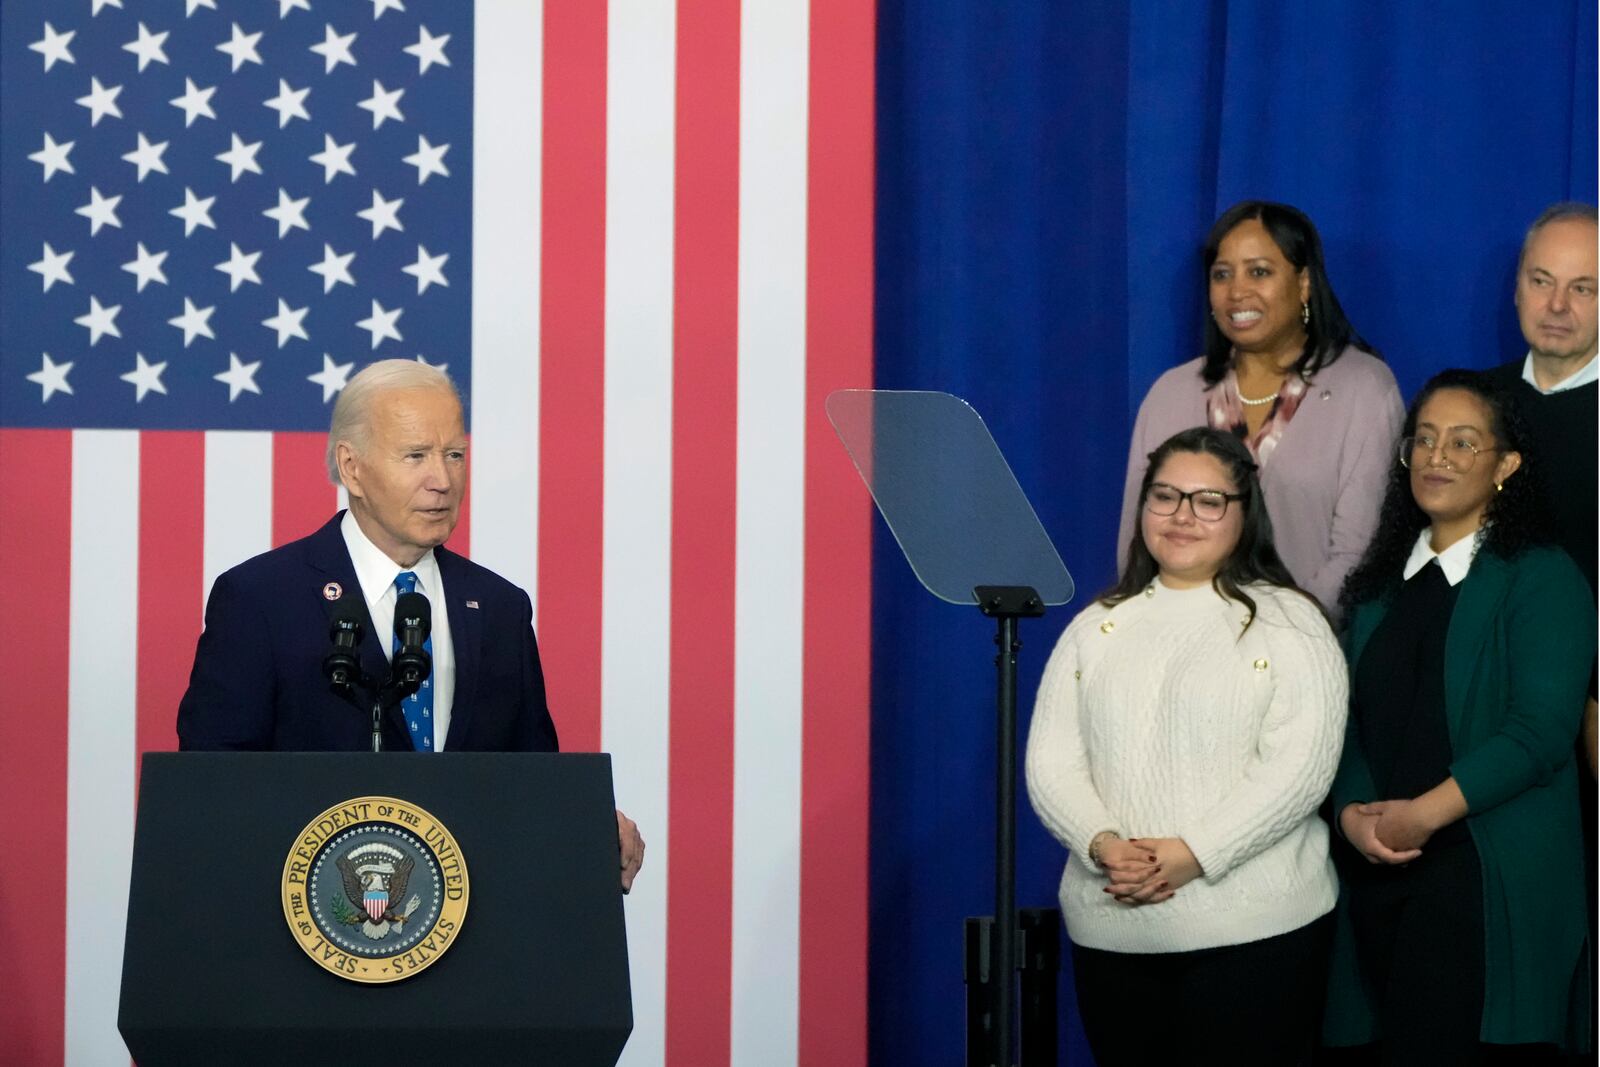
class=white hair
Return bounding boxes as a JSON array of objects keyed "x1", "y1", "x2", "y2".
[{"x1": 325, "y1": 359, "x2": 462, "y2": 484}]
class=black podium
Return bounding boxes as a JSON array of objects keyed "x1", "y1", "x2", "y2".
[{"x1": 119, "y1": 752, "x2": 632, "y2": 1066}]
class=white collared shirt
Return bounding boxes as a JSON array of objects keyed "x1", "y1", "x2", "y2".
[
  {"x1": 340, "y1": 511, "x2": 454, "y2": 750},
  {"x1": 1521, "y1": 351, "x2": 1599, "y2": 394},
  {"x1": 1402, "y1": 527, "x2": 1483, "y2": 587}
]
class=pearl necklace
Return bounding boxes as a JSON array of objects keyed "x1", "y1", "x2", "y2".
[{"x1": 1236, "y1": 382, "x2": 1279, "y2": 406}]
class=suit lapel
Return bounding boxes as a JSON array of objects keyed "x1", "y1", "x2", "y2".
[
  {"x1": 437, "y1": 547, "x2": 481, "y2": 748},
  {"x1": 307, "y1": 512, "x2": 405, "y2": 739},
  {"x1": 1443, "y1": 551, "x2": 1513, "y2": 744}
]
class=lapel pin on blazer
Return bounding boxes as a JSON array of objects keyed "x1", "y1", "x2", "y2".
[
  {"x1": 465, "y1": 600, "x2": 479, "y2": 609},
  {"x1": 322, "y1": 582, "x2": 343, "y2": 601}
]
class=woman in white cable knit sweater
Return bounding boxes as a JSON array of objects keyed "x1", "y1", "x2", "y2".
[{"x1": 1026, "y1": 426, "x2": 1347, "y2": 1066}]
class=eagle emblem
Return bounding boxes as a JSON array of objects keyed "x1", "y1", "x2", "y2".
[
  {"x1": 336, "y1": 842, "x2": 421, "y2": 940},
  {"x1": 283, "y1": 797, "x2": 469, "y2": 983}
]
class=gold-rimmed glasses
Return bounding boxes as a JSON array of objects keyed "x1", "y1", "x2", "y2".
[{"x1": 1399, "y1": 434, "x2": 1499, "y2": 472}]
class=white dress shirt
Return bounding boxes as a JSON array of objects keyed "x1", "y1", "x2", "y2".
[
  {"x1": 1403, "y1": 526, "x2": 1483, "y2": 586},
  {"x1": 1521, "y1": 351, "x2": 1599, "y2": 394},
  {"x1": 340, "y1": 511, "x2": 455, "y2": 750}
]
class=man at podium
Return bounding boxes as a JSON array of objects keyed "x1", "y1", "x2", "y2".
[{"x1": 176, "y1": 358, "x2": 644, "y2": 889}]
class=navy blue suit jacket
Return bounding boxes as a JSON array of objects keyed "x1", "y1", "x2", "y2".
[{"x1": 177, "y1": 513, "x2": 559, "y2": 752}]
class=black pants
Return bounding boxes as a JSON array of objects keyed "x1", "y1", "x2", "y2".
[
  {"x1": 1071, "y1": 914, "x2": 1333, "y2": 1067},
  {"x1": 1344, "y1": 836, "x2": 1562, "y2": 1066}
]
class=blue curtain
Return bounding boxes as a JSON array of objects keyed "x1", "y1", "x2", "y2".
[{"x1": 871, "y1": 3, "x2": 1597, "y2": 1064}]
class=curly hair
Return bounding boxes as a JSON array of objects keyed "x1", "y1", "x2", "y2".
[
  {"x1": 1103, "y1": 426, "x2": 1316, "y2": 632},
  {"x1": 1338, "y1": 369, "x2": 1544, "y2": 614},
  {"x1": 1199, "y1": 200, "x2": 1378, "y2": 386}
]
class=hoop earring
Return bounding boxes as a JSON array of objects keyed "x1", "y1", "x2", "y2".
[{"x1": 1301, "y1": 301, "x2": 1310, "y2": 326}]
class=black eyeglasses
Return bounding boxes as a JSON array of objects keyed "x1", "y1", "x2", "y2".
[
  {"x1": 1144, "y1": 482, "x2": 1246, "y2": 522},
  {"x1": 1399, "y1": 434, "x2": 1499, "y2": 473}
]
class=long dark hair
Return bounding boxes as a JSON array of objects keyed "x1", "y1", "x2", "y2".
[
  {"x1": 1200, "y1": 200, "x2": 1376, "y2": 386},
  {"x1": 1103, "y1": 427, "x2": 1311, "y2": 632},
  {"x1": 1338, "y1": 369, "x2": 1542, "y2": 614}
]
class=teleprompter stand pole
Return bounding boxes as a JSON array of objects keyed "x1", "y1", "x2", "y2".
[
  {"x1": 965, "y1": 909, "x2": 1060, "y2": 1067},
  {"x1": 962, "y1": 585, "x2": 1058, "y2": 1067},
  {"x1": 822, "y1": 389, "x2": 1076, "y2": 1064}
]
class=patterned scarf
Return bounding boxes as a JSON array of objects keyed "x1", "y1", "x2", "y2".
[{"x1": 1205, "y1": 367, "x2": 1309, "y2": 467}]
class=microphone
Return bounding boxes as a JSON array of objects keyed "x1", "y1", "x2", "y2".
[
  {"x1": 392, "y1": 591, "x2": 432, "y2": 695},
  {"x1": 322, "y1": 607, "x2": 364, "y2": 695}
]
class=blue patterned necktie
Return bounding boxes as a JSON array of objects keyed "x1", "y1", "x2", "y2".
[{"x1": 392, "y1": 570, "x2": 434, "y2": 751}]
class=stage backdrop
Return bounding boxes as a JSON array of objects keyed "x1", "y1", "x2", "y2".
[
  {"x1": 873, "y1": 2, "x2": 1596, "y2": 1064},
  {"x1": 5, "y1": 2, "x2": 1597, "y2": 1065},
  {"x1": 0, "y1": 3, "x2": 873, "y2": 1066}
]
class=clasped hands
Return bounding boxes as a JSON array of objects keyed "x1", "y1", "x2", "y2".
[
  {"x1": 1339, "y1": 798, "x2": 1432, "y2": 866},
  {"x1": 1095, "y1": 835, "x2": 1201, "y2": 907}
]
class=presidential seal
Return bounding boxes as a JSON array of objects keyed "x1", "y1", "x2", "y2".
[{"x1": 281, "y1": 797, "x2": 468, "y2": 984}]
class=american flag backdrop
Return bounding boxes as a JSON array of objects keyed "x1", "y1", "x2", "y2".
[{"x1": 0, "y1": 1, "x2": 873, "y2": 1064}]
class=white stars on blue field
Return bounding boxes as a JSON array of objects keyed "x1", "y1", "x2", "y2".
[{"x1": 2, "y1": 0, "x2": 473, "y2": 431}]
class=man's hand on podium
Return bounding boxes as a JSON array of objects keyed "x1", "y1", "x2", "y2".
[{"x1": 618, "y1": 809, "x2": 645, "y2": 893}]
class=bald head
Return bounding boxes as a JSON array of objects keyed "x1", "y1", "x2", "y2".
[{"x1": 1518, "y1": 202, "x2": 1598, "y2": 270}]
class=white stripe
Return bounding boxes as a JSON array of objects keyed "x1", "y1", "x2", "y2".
[
  {"x1": 468, "y1": 0, "x2": 542, "y2": 605},
  {"x1": 604, "y1": 3, "x2": 675, "y2": 1065},
  {"x1": 731, "y1": 1, "x2": 809, "y2": 1062},
  {"x1": 202, "y1": 432, "x2": 273, "y2": 612},
  {"x1": 64, "y1": 431, "x2": 140, "y2": 1067}
]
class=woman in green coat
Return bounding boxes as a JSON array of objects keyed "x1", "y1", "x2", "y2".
[{"x1": 1326, "y1": 369, "x2": 1592, "y2": 1062}]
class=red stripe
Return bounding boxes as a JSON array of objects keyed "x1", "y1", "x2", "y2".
[
  {"x1": 799, "y1": 1, "x2": 876, "y2": 1062},
  {"x1": 537, "y1": 3, "x2": 607, "y2": 755},
  {"x1": 272, "y1": 432, "x2": 338, "y2": 548},
  {"x1": 448, "y1": 450, "x2": 470, "y2": 559},
  {"x1": 666, "y1": 3, "x2": 741, "y2": 1063},
  {"x1": 0, "y1": 429, "x2": 71, "y2": 1065},
  {"x1": 136, "y1": 433, "x2": 205, "y2": 769}
]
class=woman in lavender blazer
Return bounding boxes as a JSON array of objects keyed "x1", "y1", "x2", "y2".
[{"x1": 1119, "y1": 202, "x2": 1403, "y2": 613}]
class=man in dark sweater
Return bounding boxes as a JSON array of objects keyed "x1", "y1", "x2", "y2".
[
  {"x1": 1486, "y1": 205, "x2": 1596, "y2": 1044},
  {"x1": 1487, "y1": 202, "x2": 1598, "y2": 591},
  {"x1": 1485, "y1": 203, "x2": 1596, "y2": 718}
]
